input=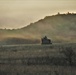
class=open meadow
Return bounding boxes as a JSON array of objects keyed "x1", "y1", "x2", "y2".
[{"x1": 0, "y1": 43, "x2": 76, "y2": 75}]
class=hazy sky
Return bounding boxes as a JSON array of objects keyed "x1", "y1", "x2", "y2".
[{"x1": 0, "y1": 0, "x2": 76, "y2": 29}]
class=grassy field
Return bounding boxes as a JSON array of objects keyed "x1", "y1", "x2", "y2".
[
  {"x1": 0, "y1": 65, "x2": 76, "y2": 75},
  {"x1": 0, "y1": 43, "x2": 76, "y2": 75}
]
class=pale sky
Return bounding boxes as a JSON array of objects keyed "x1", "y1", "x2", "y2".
[{"x1": 0, "y1": 0, "x2": 76, "y2": 29}]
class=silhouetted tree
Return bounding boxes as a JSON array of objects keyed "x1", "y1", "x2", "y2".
[
  {"x1": 41, "y1": 36, "x2": 52, "y2": 44},
  {"x1": 67, "y1": 12, "x2": 71, "y2": 15},
  {"x1": 57, "y1": 12, "x2": 60, "y2": 15}
]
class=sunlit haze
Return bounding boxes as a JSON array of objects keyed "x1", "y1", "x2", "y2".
[{"x1": 0, "y1": 0, "x2": 76, "y2": 29}]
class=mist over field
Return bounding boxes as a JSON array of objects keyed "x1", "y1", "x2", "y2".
[
  {"x1": 0, "y1": 13, "x2": 76, "y2": 44},
  {"x1": 0, "y1": 0, "x2": 76, "y2": 75}
]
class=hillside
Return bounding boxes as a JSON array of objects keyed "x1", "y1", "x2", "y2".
[
  {"x1": 0, "y1": 13, "x2": 76, "y2": 44},
  {"x1": 20, "y1": 13, "x2": 76, "y2": 43}
]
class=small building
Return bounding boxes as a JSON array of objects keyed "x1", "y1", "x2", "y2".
[{"x1": 41, "y1": 36, "x2": 52, "y2": 44}]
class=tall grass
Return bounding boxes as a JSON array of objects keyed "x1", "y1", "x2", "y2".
[{"x1": 0, "y1": 43, "x2": 76, "y2": 75}]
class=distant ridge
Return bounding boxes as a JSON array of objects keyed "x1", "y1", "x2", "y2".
[{"x1": 0, "y1": 13, "x2": 76, "y2": 44}]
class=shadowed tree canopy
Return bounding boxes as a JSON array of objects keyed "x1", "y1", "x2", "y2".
[{"x1": 41, "y1": 36, "x2": 52, "y2": 44}]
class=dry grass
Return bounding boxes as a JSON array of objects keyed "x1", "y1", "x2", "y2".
[
  {"x1": 0, "y1": 44, "x2": 76, "y2": 75},
  {"x1": 0, "y1": 64, "x2": 76, "y2": 75}
]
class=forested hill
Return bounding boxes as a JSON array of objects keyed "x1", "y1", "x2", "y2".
[{"x1": 0, "y1": 13, "x2": 76, "y2": 44}]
